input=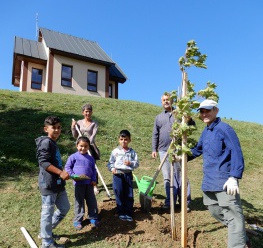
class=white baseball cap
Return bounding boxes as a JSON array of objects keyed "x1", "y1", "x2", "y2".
[{"x1": 198, "y1": 99, "x2": 218, "y2": 111}]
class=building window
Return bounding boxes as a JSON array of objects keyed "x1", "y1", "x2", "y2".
[
  {"x1": 87, "y1": 70, "x2": 97, "y2": 92},
  {"x1": 61, "y1": 65, "x2": 72, "y2": 87},
  {"x1": 109, "y1": 83, "x2": 113, "y2": 98},
  {"x1": 31, "y1": 68, "x2": 42, "y2": 90}
]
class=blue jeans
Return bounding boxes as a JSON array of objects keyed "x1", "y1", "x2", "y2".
[
  {"x1": 159, "y1": 151, "x2": 191, "y2": 206},
  {"x1": 40, "y1": 190, "x2": 70, "y2": 246},
  {"x1": 112, "y1": 172, "x2": 134, "y2": 216}
]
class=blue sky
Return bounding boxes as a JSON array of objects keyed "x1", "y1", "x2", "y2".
[{"x1": 1, "y1": 1, "x2": 263, "y2": 124}]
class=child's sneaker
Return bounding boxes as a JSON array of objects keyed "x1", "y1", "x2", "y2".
[
  {"x1": 90, "y1": 219, "x2": 100, "y2": 227},
  {"x1": 73, "y1": 222, "x2": 83, "y2": 230},
  {"x1": 125, "y1": 215, "x2": 133, "y2": 222},
  {"x1": 38, "y1": 233, "x2": 61, "y2": 240},
  {"x1": 245, "y1": 237, "x2": 252, "y2": 248},
  {"x1": 41, "y1": 241, "x2": 65, "y2": 248},
  {"x1": 119, "y1": 215, "x2": 127, "y2": 221}
]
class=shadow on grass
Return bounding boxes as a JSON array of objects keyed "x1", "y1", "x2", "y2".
[
  {"x1": 242, "y1": 199, "x2": 263, "y2": 226},
  {"x1": 192, "y1": 224, "x2": 226, "y2": 248},
  {"x1": 152, "y1": 195, "x2": 208, "y2": 212},
  {"x1": 0, "y1": 107, "x2": 106, "y2": 184}
]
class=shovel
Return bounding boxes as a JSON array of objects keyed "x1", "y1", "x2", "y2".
[
  {"x1": 70, "y1": 174, "x2": 91, "y2": 181},
  {"x1": 140, "y1": 151, "x2": 169, "y2": 212}
]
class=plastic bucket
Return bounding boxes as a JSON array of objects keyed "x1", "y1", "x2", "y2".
[{"x1": 138, "y1": 176, "x2": 156, "y2": 197}]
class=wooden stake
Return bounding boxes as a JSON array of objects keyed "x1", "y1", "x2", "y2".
[
  {"x1": 20, "y1": 227, "x2": 38, "y2": 248},
  {"x1": 170, "y1": 162, "x2": 176, "y2": 240},
  {"x1": 181, "y1": 71, "x2": 188, "y2": 248}
]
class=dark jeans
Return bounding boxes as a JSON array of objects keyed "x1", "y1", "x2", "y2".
[
  {"x1": 112, "y1": 172, "x2": 134, "y2": 216},
  {"x1": 74, "y1": 184, "x2": 98, "y2": 223}
]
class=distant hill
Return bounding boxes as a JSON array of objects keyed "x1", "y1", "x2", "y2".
[{"x1": 0, "y1": 89, "x2": 262, "y2": 174}]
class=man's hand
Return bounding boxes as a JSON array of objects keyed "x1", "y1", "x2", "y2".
[
  {"x1": 223, "y1": 177, "x2": 239, "y2": 195},
  {"x1": 152, "y1": 152, "x2": 157, "y2": 159},
  {"x1": 173, "y1": 155, "x2": 182, "y2": 163},
  {"x1": 60, "y1": 170, "x2": 70, "y2": 180}
]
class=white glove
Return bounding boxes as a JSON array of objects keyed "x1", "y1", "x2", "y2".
[
  {"x1": 223, "y1": 177, "x2": 239, "y2": 195},
  {"x1": 173, "y1": 155, "x2": 182, "y2": 163}
]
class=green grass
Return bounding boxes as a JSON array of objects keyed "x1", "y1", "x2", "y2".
[{"x1": 0, "y1": 89, "x2": 263, "y2": 247}]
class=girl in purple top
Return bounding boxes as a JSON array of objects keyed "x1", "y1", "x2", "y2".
[{"x1": 65, "y1": 136, "x2": 99, "y2": 230}]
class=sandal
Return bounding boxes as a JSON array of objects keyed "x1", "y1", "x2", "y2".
[{"x1": 73, "y1": 222, "x2": 83, "y2": 230}]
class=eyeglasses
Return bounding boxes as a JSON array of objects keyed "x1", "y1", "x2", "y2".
[{"x1": 199, "y1": 109, "x2": 212, "y2": 114}]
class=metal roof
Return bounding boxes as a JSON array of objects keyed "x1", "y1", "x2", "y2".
[
  {"x1": 109, "y1": 64, "x2": 127, "y2": 83},
  {"x1": 39, "y1": 27, "x2": 127, "y2": 82},
  {"x1": 14, "y1": 36, "x2": 47, "y2": 60},
  {"x1": 39, "y1": 27, "x2": 114, "y2": 64},
  {"x1": 13, "y1": 28, "x2": 127, "y2": 82}
]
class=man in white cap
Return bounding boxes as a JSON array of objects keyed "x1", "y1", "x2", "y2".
[{"x1": 188, "y1": 99, "x2": 250, "y2": 248}]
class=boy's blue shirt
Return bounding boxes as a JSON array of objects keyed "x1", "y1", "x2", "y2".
[
  {"x1": 36, "y1": 136, "x2": 66, "y2": 195},
  {"x1": 189, "y1": 117, "x2": 245, "y2": 192}
]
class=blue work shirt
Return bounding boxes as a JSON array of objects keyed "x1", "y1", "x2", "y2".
[{"x1": 189, "y1": 117, "x2": 244, "y2": 192}]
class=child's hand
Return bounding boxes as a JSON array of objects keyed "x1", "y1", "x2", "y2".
[
  {"x1": 91, "y1": 181, "x2": 97, "y2": 186},
  {"x1": 111, "y1": 168, "x2": 117, "y2": 174},
  {"x1": 93, "y1": 185, "x2": 99, "y2": 195},
  {"x1": 124, "y1": 154, "x2": 131, "y2": 166},
  {"x1": 124, "y1": 160, "x2": 131, "y2": 166},
  {"x1": 60, "y1": 170, "x2": 70, "y2": 180}
]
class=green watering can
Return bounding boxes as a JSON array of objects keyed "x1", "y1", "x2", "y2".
[{"x1": 133, "y1": 173, "x2": 156, "y2": 197}]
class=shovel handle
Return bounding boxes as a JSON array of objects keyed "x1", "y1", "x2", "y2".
[
  {"x1": 90, "y1": 150, "x2": 112, "y2": 199},
  {"x1": 72, "y1": 119, "x2": 82, "y2": 137},
  {"x1": 144, "y1": 151, "x2": 169, "y2": 195}
]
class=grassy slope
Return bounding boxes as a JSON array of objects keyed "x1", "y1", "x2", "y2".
[{"x1": 0, "y1": 89, "x2": 262, "y2": 247}]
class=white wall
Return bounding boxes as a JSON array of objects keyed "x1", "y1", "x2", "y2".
[
  {"x1": 42, "y1": 40, "x2": 49, "y2": 92},
  {"x1": 109, "y1": 80, "x2": 116, "y2": 98},
  {"x1": 19, "y1": 61, "x2": 24, "y2": 92},
  {"x1": 52, "y1": 55, "x2": 106, "y2": 97}
]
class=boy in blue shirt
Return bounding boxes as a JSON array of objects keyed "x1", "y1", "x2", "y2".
[
  {"x1": 36, "y1": 116, "x2": 70, "y2": 248},
  {"x1": 107, "y1": 130, "x2": 139, "y2": 221}
]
